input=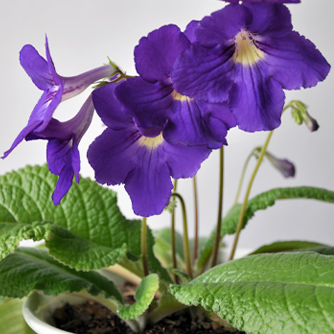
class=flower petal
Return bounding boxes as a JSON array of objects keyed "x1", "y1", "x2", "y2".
[
  {"x1": 115, "y1": 77, "x2": 174, "y2": 133},
  {"x1": 124, "y1": 146, "x2": 173, "y2": 217},
  {"x1": 163, "y1": 141, "x2": 211, "y2": 179},
  {"x1": 19, "y1": 44, "x2": 53, "y2": 90},
  {"x1": 165, "y1": 98, "x2": 236, "y2": 149},
  {"x1": 172, "y1": 43, "x2": 234, "y2": 102},
  {"x1": 262, "y1": 31, "x2": 331, "y2": 90},
  {"x1": 224, "y1": 0, "x2": 300, "y2": 3},
  {"x1": 229, "y1": 63, "x2": 285, "y2": 131},
  {"x1": 244, "y1": 3, "x2": 292, "y2": 38},
  {"x1": 135, "y1": 24, "x2": 190, "y2": 83},
  {"x1": 47, "y1": 136, "x2": 80, "y2": 205},
  {"x1": 88, "y1": 127, "x2": 140, "y2": 186},
  {"x1": 92, "y1": 83, "x2": 132, "y2": 130},
  {"x1": 196, "y1": 5, "x2": 252, "y2": 47}
]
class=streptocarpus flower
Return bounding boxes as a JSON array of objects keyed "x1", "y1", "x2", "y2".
[
  {"x1": 2, "y1": 36, "x2": 115, "y2": 159},
  {"x1": 88, "y1": 83, "x2": 211, "y2": 217},
  {"x1": 27, "y1": 95, "x2": 94, "y2": 204},
  {"x1": 223, "y1": 0, "x2": 300, "y2": 3},
  {"x1": 117, "y1": 24, "x2": 236, "y2": 150},
  {"x1": 172, "y1": 3, "x2": 330, "y2": 132}
]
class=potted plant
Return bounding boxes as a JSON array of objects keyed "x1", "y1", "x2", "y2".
[{"x1": 0, "y1": 0, "x2": 333, "y2": 333}]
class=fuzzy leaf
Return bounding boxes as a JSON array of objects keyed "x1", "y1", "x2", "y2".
[
  {"x1": 0, "y1": 247, "x2": 123, "y2": 302},
  {"x1": 0, "y1": 298, "x2": 35, "y2": 334},
  {"x1": 118, "y1": 274, "x2": 159, "y2": 319},
  {"x1": 0, "y1": 165, "x2": 171, "y2": 282},
  {"x1": 250, "y1": 240, "x2": 328, "y2": 254},
  {"x1": 170, "y1": 252, "x2": 334, "y2": 334},
  {"x1": 198, "y1": 187, "x2": 334, "y2": 270}
]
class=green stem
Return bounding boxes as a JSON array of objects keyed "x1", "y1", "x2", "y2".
[
  {"x1": 211, "y1": 147, "x2": 224, "y2": 268},
  {"x1": 171, "y1": 179, "x2": 178, "y2": 281},
  {"x1": 229, "y1": 131, "x2": 274, "y2": 261},
  {"x1": 193, "y1": 175, "x2": 199, "y2": 264},
  {"x1": 141, "y1": 217, "x2": 149, "y2": 276},
  {"x1": 172, "y1": 192, "x2": 193, "y2": 279},
  {"x1": 234, "y1": 151, "x2": 254, "y2": 205}
]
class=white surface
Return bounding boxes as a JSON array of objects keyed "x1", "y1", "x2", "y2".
[{"x1": 1, "y1": 0, "x2": 334, "y2": 251}]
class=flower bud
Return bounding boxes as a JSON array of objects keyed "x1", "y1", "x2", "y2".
[{"x1": 265, "y1": 151, "x2": 296, "y2": 178}]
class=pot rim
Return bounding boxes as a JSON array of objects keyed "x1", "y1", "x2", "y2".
[{"x1": 22, "y1": 291, "x2": 88, "y2": 334}]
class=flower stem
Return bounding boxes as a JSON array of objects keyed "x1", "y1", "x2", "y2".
[
  {"x1": 171, "y1": 179, "x2": 178, "y2": 282},
  {"x1": 141, "y1": 217, "x2": 149, "y2": 276},
  {"x1": 172, "y1": 192, "x2": 193, "y2": 279},
  {"x1": 211, "y1": 146, "x2": 224, "y2": 268},
  {"x1": 234, "y1": 151, "x2": 254, "y2": 205},
  {"x1": 193, "y1": 175, "x2": 199, "y2": 264},
  {"x1": 229, "y1": 131, "x2": 274, "y2": 261}
]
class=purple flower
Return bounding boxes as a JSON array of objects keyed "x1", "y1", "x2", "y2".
[
  {"x1": 27, "y1": 95, "x2": 94, "y2": 204},
  {"x1": 224, "y1": 0, "x2": 300, "y2": 3},
  {"x1": 2, "y1": 36, "x2": 115, "y2": 159},
  {"x1": 172, "y1": 3, "x2": 330, "y2": 132},
  {"x1": 117, "y1": 24, "x2": 236, "y2": 150},
  {"x1": 88, "y1": 83, "x2": 211, "y2": 217}
]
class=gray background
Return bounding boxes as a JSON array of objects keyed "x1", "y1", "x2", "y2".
[{"x1": 1, "y1": 0, "x2": 333, "y2": 253}]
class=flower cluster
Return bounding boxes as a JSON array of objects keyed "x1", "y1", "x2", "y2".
[{"x1": 3, "y1": 1, "x2": 330, "y2": 217}]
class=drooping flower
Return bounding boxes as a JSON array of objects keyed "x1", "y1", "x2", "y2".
[
  {"x1": 88, "y1": 83, "x2": 211, "y2": 217},
  {"x1": 117, "y1": 24, "x2": 236, "y2": 150},
  {"x1": 265, "y1": 151, "x2": 296, "y2": 178},
  {"x1": 2, "y1": 36, "x2": 115, "y2": 159},
  {"x1": 172, "y1": 3, "x2": 330, "y2": 132},
  {"x1": 27, "y1": 95, "x2": 94, "y2": 204}
]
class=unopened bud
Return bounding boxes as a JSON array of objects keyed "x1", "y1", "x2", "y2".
[
  {"x1": 289, "y1": 100, "x2": 319, "y2": 132},
  {"x1": 265, "y1": 151, "x2": 296, "y2": 178}
]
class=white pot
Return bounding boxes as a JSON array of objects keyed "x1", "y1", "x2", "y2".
[{"x1": 22, "y1": 291, "x2": 88, "y2": 334}]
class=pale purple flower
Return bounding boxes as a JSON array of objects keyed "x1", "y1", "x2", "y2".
[
  {"x1": 27, "y1": 95, "x2": 94, "y2": 204},
  {"x1": 2, "y1": 36, "x2": 114, "y2": 159}
]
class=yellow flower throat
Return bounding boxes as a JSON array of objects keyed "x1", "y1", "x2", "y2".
[{"x1": 233, "y1": 30, "x2": 264, "y2": 66}]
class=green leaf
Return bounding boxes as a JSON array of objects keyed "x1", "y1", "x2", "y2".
[
  {"x1": 250, "y1": 240, "x2": 328, "y2": 255},
  {"x1": 153, "y1": 228, "x2": 185, "y2": 270},
  {"x1": 198, "y1": 187, "x2": 334, "y2": 270},
  {"x1": 170, "y1": 252, "x2": 334, "y2": 334},
  {"x1": 0, "y1": 247, "x2": 123, "y2": 303},
  {"x1": 118, "y1": 274, "x2": 159, "y2": 319},
  {"x1": 0, "y1": 165, "x2": 171, "y2": 282},
  {"x1": 0, "y1": 298, "x2": 35, "y2": 334},
  {"x1": 222, "y1": 187, "x2": 334, "y2": 235}
]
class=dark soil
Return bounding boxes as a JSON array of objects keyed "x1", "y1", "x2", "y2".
[{"x1": 53, "y1": 283, "x2": 247, "y2": 334}]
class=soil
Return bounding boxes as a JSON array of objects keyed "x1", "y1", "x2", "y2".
[{"x1": 53, "y1": 283, "x2": 247, "y2": 334}]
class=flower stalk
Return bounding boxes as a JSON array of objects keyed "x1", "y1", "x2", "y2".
[
  {"x1": 229, "y1": 131, "x2": 274, "y2": 261},
  {"x1": 171, "y1": 192, "x2": 193, "y2": 279},
  {"x1": 193, "y1": 176, "x2": 199, "y2": 264},
  {"x1": 141, "y1": 217, "x2": 149, "y2": 277},
  {"x1": 211, "y1": 147, "x2": 224, "y2": 268}
]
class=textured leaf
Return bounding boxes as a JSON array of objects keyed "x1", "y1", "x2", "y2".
[
  {"x1": 198, "y1": 187, "x2": 334, "y2": 270},
  {"x1": 0, "y1": 165, "x2": 171, "y2": 282},
  {"x1": 250, "y1": 240, "x2": 328, "y2": 255},
  {"x1": 0, "y1": 247, "x2": 123, "y2": 302},
  {"x1": 118, "y1": 274, "x2": 159, "y2": 319},
  {"x1": 0, "y1": 298, "x2": 35, "y2": 334},
  {"x1": 170, "y1": 252, "x2": 334, "y2": 334}
]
